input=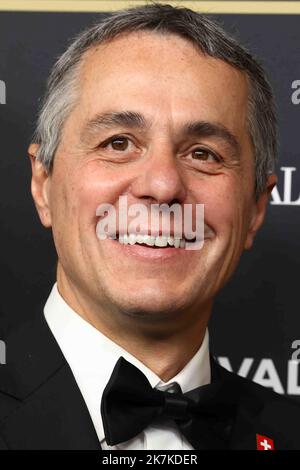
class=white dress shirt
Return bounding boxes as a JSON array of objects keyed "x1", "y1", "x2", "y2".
[{"x1": 44, "y1": 283, "x2": 211, "y2": 450}]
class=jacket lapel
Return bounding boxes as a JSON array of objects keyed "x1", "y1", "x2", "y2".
[
  {"x1": 209, "y1": 355, "x2": 265, "y2": 450},
  {"x1": 209, "y1": 355, "x2": 300, "y2": 449},
  {"x1": 0, "y1": 312, "x2": 101, "y2": 449}
]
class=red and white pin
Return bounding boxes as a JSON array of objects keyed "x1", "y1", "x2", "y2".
[{"x1": 256, "y1": 434, "x2": 274, "y2": 450}]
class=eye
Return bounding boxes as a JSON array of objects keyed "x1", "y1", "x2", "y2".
[
  {"x1": 191, "y1": 148, "x2": 220, "y2": 162},
  {"x1": 106, "y1": 136, "x2": 130, "y2": 151}
]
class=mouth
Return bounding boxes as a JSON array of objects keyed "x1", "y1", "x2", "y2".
[
  {"x1": 100, "y1": 226, "x2": 215, "y2": 263},
  {"x1": 105, "y1": 234, "x2": 195, "y2": 261},
  {"x1": 115, "y1": 233, "x2": 196, "y2": 249}
]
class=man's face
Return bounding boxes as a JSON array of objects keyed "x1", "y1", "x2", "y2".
[{"x1": 29, "y1": 32, "x2": 275, "y2": 322}]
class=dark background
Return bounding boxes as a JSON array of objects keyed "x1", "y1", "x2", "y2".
[{"x1": 0, "y1": 10, "x2": 299, "y2": 398}]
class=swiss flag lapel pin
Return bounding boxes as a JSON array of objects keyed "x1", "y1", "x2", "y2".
[{"x1": 256, "y1": 434, "x2": 274, "y2": 450}]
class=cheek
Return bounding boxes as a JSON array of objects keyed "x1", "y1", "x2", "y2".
[
  {"x1": 69, "y1": 165, "x2": 131, "y2": 229},
  {"x1": 79, "y1": 168, "x2": 117, "y2": 201},
  {"x1": 195, "y1": 178, "x2": 234, "y2": 220},
  {"x1": 193, "y1": 176, "x2": 248, "y2": 239}
]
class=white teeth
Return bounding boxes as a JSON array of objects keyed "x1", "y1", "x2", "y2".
[
  {"x1": 118, "y1": 234, "x2": 185, "y2": 248},
  {"x1": 136, "y1": 234, "x2": 144, "y2": 244},
  {"x1": 128, "y1": 233, "x2": 136, "y2": 245},
  {"x1": 174, "y1": 238, "x2": 181, "y2": 248},
  {"x1": 167, "y1": 237, "x2": 174, "y2": 246},
  {"x1": 154, "y1": 236, "x2": 168, "y2": 247},
  {"x1": 144, "y1": 236, "x2": 155, "y2": 246}
]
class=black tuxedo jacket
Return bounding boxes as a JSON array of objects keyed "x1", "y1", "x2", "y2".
[{"x1": 0, "y1": 311, "x2": 300, "y2": 450}]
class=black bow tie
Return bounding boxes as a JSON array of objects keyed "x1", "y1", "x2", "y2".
[{"x1": 101, "y1": 356, "x2": 238, "y2": 449}]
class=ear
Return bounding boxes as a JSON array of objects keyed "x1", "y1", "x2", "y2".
[
  {"x1": 244, "y1": 173, "x2": 277, "y2": 250},
  {"x1": 27, "y1": 143, "x2": 52, "y2": 228}
]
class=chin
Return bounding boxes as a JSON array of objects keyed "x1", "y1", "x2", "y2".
[{"x1": 112, "y1": 291, "x2": 190, "y2": 322}]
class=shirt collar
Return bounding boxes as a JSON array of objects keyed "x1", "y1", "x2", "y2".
[{"x1": 44, "y1": 282, "x2": 211, "y2": 443}]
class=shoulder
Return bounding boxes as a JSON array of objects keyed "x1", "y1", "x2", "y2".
[
  {"x1": 213, "y1": 356, "x2": 300, "y2": 409},
  {"x1": 212, "y1": 357, "x2": 300, "y2": 449},
  {"x1": 0, "y1": 312, "x2": 66, "y2": 420}
]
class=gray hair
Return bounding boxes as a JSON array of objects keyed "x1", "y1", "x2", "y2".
[{"x1": 32, "y1": 2, "x2": 277, "y2": 198}]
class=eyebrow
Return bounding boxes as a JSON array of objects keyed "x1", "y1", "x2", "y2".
[{"x1": 81, "y1": 110, "x2": 241, "y2": 157}]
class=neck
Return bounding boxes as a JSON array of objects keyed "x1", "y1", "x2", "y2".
[{"x1": 57, "y1": 270, "x2": 212, "y2": 382}]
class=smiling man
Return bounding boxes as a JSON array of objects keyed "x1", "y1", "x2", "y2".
[{"x1": 1, "y1": 3, "x2": 300, "y2": 450}]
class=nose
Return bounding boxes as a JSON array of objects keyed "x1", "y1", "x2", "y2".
[{"x1": 130, "y1": 143, "x2": 187, "y2": 205}]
